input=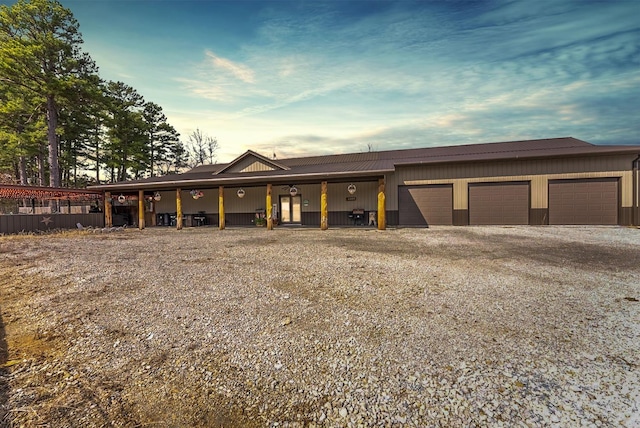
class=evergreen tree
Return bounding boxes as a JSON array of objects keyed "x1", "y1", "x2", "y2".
[{"x1": 0, "y1": 0, "x2": 97, "y2": 187}]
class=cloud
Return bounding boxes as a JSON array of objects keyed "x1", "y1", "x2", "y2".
[
  {"x1": 204, "y1": 50, "x2": 255, "y2": 83},
  {"x1": 165, "y1": 0, "x2": 639, "y2": 159}
]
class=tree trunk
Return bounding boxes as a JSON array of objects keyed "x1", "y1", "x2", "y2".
[
  {"x1": 18, "y1": 156, "x2": 28, "y2": 185},
  {"x1": 46, "y1": 94, "x2": 60, "y2": 188},
  {"x1": 94, "y1": 125, "x2": 100, "y2": 184},
  {"x1": 37, "y1": 153, "x2": 45, "y2": 186},
  {"x1": 19, "y1": 156, "x2": 28, "y2": 210}
]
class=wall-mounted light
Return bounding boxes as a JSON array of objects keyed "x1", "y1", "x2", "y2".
[
  {"x1": 237, "y1": 188, "x2": 246, "y2": 198},
  {"x1": 153, "y1": 191, "x2": 162, "y2": 201},
  {"x1": 347, "y1": 184, "x2": 357, "y2": 195},
  {"x1": 289, "y1": 186, "x2": 298, "y2": 197},
  {"x1": 117, "y1": 194, "x2": 126, "y2": 203}
]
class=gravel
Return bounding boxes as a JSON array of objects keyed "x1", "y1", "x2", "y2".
[{"x1": 1, "y1": 225, "x2": 639, "y2": 427}]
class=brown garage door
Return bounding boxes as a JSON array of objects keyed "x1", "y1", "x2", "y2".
[
  {"x1": 399, "y1": 185, "x2": 453, "y2": 226},
  {"x1": 469, "y1": 182, "x2": 530, "y2": 225},
  {"x1": 548, "y1": 178, "x2": 618, "y2": 225}
]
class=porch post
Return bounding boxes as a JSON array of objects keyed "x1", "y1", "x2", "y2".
[
  {"x1": 105, "y1": 191, "x2": 113, "y2": 227},
  {"x1": 266, "y1": 183, "x2": 273, "y2": 230},
  {"x1": 321, "y1": 181, "x2": 328, "y2": 230},
  {"x1": 219, "y1": 186, "x2": 225, "y2": 230},
  {"x1": 377, "y1": 178, "x2": 386, "y2": 230},
  {"x1": 138, "y1": 190, "x2": 145, "y2": 229},
  {"x1": 151, "y1": 195, "x2": 157, "y2": 226},
  {"x1": 176, "y1": 188, "x2": 183, "y2": 230}
]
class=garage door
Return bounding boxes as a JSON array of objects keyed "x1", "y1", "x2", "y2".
[
  {"x1": 548, "y1": 178, "x2": 618, "y2": 225},
  {"x1": 469, "y1": 182, "x2": 530, "y2": 225},
  {"x1": 399, "y1": 185, "x2": 453, "y2": 226}
]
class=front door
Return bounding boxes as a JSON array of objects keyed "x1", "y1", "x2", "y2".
[{"x1": 280, "y1": 195, "x2": 302, "y2": 224}]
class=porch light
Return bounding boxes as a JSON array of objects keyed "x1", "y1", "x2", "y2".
[
  {"x1": 237, "y1": 188, "x2": 246, "y2": 198},
  {"x1": 117, "y1": 194, "x2": 126, "y2": 203},
  {"x1": 153, "y1": 192, "x2": 161, "y2": 201},
  {"x1": 289, "y1": 186, "x2": 298, "y2": 197},
  {"x1": 347, "y1": 184, "x2": 357, "y2": 195}
]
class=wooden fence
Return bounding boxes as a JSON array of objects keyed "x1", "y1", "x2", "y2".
[{"x1": 0, "y1": 213, "x2": 104, "y2": 235}]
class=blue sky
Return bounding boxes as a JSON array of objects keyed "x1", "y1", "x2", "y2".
[{"x1": 6, "y1": 0, "x2": 640, "y2": 162}]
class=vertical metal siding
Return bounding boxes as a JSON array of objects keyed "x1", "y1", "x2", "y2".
[{"x1": 396, "y1": 154, "x2": 635, "y2": 182}]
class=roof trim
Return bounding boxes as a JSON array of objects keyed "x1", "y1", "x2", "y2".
[{"x1": 213, "y1": 150, "x2": 291, "y2": 175}]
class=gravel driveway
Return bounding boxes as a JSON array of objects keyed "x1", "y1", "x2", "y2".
[{"x1": 1, "y1": 226, "x2": 639, "y2": 427}]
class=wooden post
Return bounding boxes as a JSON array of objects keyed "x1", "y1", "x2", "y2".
[
  {"x1": 105, "y1": 192, "x2": 113, "y2": 227},
  {"x1": 266, "y1": 184, "x2": 273, "y2": 230},
  {"x1": 176, "y1": 188, "x2": 183, "y2": 230},
  {"x1": 377, "y1": 178, "x2": 386, "y2": 230},
  {"x1": 218, "y1": 186, "x2": 225, "y2": 230},
  {"x1": 151, "y1": 195, "x2": 157, "y2": 226},
  {"x1": 321, "y1": 181, "x2": 328, "y2": 230},
  {"x1": 138, "y1": 190, "x2": 145, "y2": 229}
]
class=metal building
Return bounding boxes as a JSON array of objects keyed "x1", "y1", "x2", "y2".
[{"x1": 90, "y1": 138, "x2": 640, "y2": 229}]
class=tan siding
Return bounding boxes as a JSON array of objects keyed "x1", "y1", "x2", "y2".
[
  {"x1": 154, "y1": 190, "x2": 216, "y2": 213},
  {"x1": 453, "y1": 181, "x2": 468, "y2": 210},
  {"x1": 531, "y1": 176, "x2": 548, "y2": 209},
  {"x1": 327, "y1": 181, "x2": 379, "y2": 211},
  {"x1": 180, "y1": 189, "x2": 216, "y2": 213},
  {"x1": 223, "y1": 187, "x2": 267, "y2": 213},
  {"x1": 226, "y1": 157, "x2": 276, "y2": 173},
  {"x1": 240, "y1": 160, "x2": 276, "y2": 173}
]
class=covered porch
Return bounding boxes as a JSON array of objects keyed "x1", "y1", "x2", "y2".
[{"x1": 102, "y1": 177, "x2": 388, "y2": 231}]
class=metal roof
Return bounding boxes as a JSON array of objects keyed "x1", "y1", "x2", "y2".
[
  {"x1": 90, "y1": 137, "x2": 640, "y2": 192},
  {"x1": 0, "y1": 185, "x2": 102, "y2": 200}
]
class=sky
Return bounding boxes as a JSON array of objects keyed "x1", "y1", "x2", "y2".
[{"x1": 5, "y1": 0, "x2": 640, "y2": 162}]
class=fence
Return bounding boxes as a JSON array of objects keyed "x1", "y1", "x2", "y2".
[{"x1": 0, "y1": 213, "x2": 105, "y2": 235}]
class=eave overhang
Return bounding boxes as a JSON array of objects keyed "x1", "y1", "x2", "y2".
[{"x1": 89, "y1": 168, "x2": 394, "y2": 192}]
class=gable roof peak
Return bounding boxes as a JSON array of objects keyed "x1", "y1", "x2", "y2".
[{"x1": 213, "y1": 149, "x2": 291, "y2": 175}]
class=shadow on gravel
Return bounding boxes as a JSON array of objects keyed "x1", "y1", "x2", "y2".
[
  {"x1": 487, "y1": 234, "x2": 640, "y2": 272},
  {"x1": 0, "y1": 310, "x2": 8, "y2": 424}
]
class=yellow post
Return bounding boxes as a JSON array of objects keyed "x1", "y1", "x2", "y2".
[
  {"x1": 104, "y1": 191, "x2": 112, "y2": 227},
  {"x1": 176, "y1": 188, "x2": 183, "y2": 230},
  {"x1": 377, "y1": 178, "x2": 386, "y2": 230},
  {"x1": 219, "y1": 186, "x2": 225, "y2": 230},
  {"x1": 321, "y1": 181, "x2": 328, "y2": 230},
  {"x1": 138, "y1": 190, "x2": 145, "y2": 230},
  {"x1": 266, "y1": 184, "x2": 273, "y2": 230}
]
